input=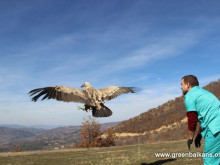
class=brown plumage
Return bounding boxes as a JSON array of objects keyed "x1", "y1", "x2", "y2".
[{"x1": 28, "y1": 82, "x2": 140, "y2": 117}]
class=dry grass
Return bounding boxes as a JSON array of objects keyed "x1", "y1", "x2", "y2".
[{"x1": 0, "y1": 140, "x2": 204, "y2": 165}]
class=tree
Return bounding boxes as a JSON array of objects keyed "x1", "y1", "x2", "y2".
[
  {"x1": 101, "y1": 128, "x2": 117, "y2": 147},
  {"x1": 79, "y1": 116, "x2": 102, "y2": 147},
  {"x1": 79, "y1": 116, "x2": 116, "y2": 148}
]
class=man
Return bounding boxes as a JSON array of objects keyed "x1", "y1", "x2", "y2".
[{"x1": 181, "y1": 75, "x2": 220, "y2": 165}]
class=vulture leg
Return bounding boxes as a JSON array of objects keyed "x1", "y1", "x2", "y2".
[{"x1": 84, "y1": 105, "x2": 92, "y2": 112}]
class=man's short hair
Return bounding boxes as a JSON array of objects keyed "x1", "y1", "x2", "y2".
[{"x1": 182, "y1": 75, "x2": 199, "y2": 87}]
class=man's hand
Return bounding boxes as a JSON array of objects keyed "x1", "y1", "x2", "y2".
[
  {"x1": 195, "y1": 133, "x2": 202, "y2": 148},
  {"x1": 187, "y1": 139, "x2": 193, "y2": 150}
]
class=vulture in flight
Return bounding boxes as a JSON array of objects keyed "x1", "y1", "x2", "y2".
[{"x1": 29, "y1": 82, "x2": 140, "y2": 117}]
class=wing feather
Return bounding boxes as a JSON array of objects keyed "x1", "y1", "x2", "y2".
[
  {"x1": 29, "y1": 86, "x2": 90, "y2": 104},
  {"x1": 49, "y1": 88, "x2": 56, "y2": 99},
  {"x1": 99, "y1": 86, "x2": 140, "y2": 102},
  {"x1": 42, "y1": 91, "x2": 50, "y2": 100},
  {"x1": 30, "y1": 88, "x2": 43, "y2": 96}
]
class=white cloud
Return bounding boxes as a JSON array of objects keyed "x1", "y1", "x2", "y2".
[
  {"x1": 200, "y1": 74, "x2": 220, "y2": 86},
  {"x1": 0, "y1": 101, "x2": 87, "y2": 125},
  {"x1": 89, "y1": 30, "x2": 199, "y2": 78}
]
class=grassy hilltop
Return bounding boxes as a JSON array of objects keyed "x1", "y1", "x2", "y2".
[{"x1": 0, "y1": 140, "x2": 204, "y2": 165}]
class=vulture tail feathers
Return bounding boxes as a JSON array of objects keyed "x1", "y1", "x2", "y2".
[{"x1": 92, "y1": 103, "x2": 112, "y2": 117}]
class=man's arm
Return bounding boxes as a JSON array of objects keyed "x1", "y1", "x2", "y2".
[
  {"x1": 186, "y1": 111, "x2": 198, "y2": 150},
  {"x1": 189, "y1": 130, "x2": 195, "y2": 139},
  {"x1": 194, "y1": 125, "x2": 202, "y2": 148},
  {"x1": 187, "y1": 111, "x2": 198, "y2": 136}
]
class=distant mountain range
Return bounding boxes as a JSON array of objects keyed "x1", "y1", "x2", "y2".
[
  {"x1": 0, "y1": 127, "x2": 46, "y2": 144},
  {"x1": 0, "y1": 124, "x2": 71, "y2": 130},
  {"x1": 0, "y1": 121, "x2": 120, "y2": 152}
]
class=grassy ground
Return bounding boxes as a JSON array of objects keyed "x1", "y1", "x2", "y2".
[{"x1": 0, "y1": 140, "x2": 204, "y2": 165}]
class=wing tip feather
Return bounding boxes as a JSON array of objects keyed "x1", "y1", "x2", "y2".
[{"x1": 128, "y1": 87, "x2": 142, "y2": 93}]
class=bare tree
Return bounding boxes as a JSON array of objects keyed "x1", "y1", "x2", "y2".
[{"x1": 79, "y1": 116, "x2": 116, "y2": 148}]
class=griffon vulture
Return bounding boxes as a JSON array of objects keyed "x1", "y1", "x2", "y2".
[{"x1": 28, "y1": 82, "x2": 140, "y2": 117}]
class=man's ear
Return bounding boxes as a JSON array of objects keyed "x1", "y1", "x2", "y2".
[{"x1": 186, "y1": 82, "x2": 191, "y2": 89}]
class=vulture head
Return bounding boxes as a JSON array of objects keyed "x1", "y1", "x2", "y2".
[{"x1": 81, "y1": 82, "x2": 91, "y2": 89}]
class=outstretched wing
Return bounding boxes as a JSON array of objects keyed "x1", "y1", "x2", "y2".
[
  {"x1": 99, "y1": 86, "x2": 140, "y2": 102},
  {"x1": 29, "y1": 86, "x2": 90, "y2": 104}
]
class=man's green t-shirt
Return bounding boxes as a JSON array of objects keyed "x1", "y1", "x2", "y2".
[{"x1": 184, "y1": 86, "x2": 220, "y2": 137}]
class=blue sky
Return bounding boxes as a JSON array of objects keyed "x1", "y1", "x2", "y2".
[{"x1": 0, "y1": 0, "x2": 220, "y2": 126}]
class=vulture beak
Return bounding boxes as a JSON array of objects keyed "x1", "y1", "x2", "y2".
[{"x1": 81, "y1": 83, "x2": 85, "y2": 88}]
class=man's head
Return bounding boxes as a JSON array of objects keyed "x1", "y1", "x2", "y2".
[{"x1": 181, "y1": 75, "x2": 199, "y2": 95}]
